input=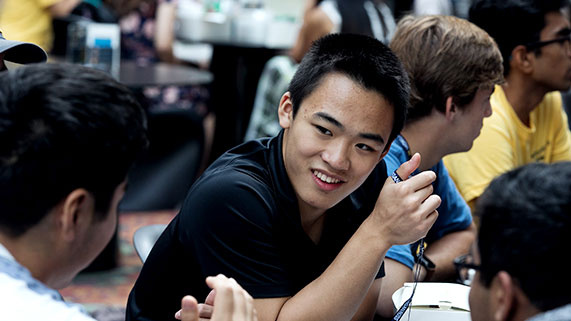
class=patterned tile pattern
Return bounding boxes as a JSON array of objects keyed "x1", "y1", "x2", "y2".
[{"x1": 60, "y1": 210, "x2": 177, "y2": 309}]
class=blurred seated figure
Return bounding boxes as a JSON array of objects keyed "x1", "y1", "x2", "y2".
[
  {"x1": 0, "y1": 63, "x2": 147, "y2": 321},
  {"x1": 243, "y1": 55, "x2": 297, "y2": 141},
  {"x1": 106, "y1": 0, "x2": 214, "y2": 170},
  {"x1": 290, "y1": 0, "x2": 396, "y2": 63},
  {"x1": 468, "y1": 162, "x2": 571, "y2": 321},
  {"x1": 0, "y1": 63, "x2": 256, "y2": 321},
  {"x1": 444, "y1": 0, "x2": 571, "y2": 211},
  {"x1": 0, "y1": 0, "x2": 81, "y2": 51},
  {"x1": 244, "y1": 0, "x2": 396, "y2": 141},
  {"x1": 0, "y1": 30, "x2": 48, "y2": 71}
]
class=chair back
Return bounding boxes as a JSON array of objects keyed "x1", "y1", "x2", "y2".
[{"x1": 133, "y1": 224, "x2": 167, "y2": 263}]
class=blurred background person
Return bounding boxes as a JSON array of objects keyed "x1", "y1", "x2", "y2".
[
  {"x1": 0, "y1": 63, "x2": 148, "y2": 321},
  {"x1": 444, "y1": 0, "x2": 571, "y2": 211},
  {"x1": 0, "y1": 0, "x2": 81, "y2": 52},
  {"x1": 290, "y1": 0, "x2": 395, "y2": 63},
  {"x1": 104, "y1": 0, "x2": 214, "y2": 171}
]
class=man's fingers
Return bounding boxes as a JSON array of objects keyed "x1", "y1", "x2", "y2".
[
  {"x1": 204, "y1": 288, "x2": 216, "y2": 305},
  {"x1": 411, "y1": 181, "x2": 434, "y2": 203},
  {"x1": 423, "y1": 194, "x2": 441, "y2": 211},
  {"x1": 394, "y1": 152, "x2": 421, "y2": 182},
  {"x1": 205, "y1": 274, "x2": 227, "y2": 289},
  {"x1": 197, "y1": 303, "x2": 213, "y2": 319},
  {"x1": 403, "y1": 170, "x2": 437, "y2": 192},
  {"x1": 231, "y1": 279, "x2": 249, "y2": 318},
  {"x1": 211, "y1": 278, "x2": 237, "y2": 318},
  {"x1": 246, "y1": 294, "x2": 256, "y2": 321},
  {"x1": 178, "y1": 295, "x2": 199, "y2": 321},
  {"x1": 420, "y1": 195, "x2": 441, "y2": 223},
  {"x1": 205, "y1": 274, "x2": 257, "y2": 320}
]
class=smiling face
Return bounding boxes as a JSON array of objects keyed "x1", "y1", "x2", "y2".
[{"x1": 279, "y1": 73, "x2": 394, "y2": 216}]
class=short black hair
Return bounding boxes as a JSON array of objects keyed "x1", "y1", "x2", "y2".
[
  {"x1": 288, "y1": 33, "x2": 410, "y2": 149},
  {"x1": 0, "y1": 63, "x2": 148, "y2": 237},
  {"x1": 469, "y1": 0, "x2": 569, "y2": 76},
  {"x1": 475, "y1": 161, "x2": 571, "y2": 312}
]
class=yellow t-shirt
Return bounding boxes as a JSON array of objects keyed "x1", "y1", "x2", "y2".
[
  {"x1": 444, "y1": 85, "x2": 571, "y2": 209},
  {"x1": 0, "y1": 0, "x2": 61, "y2": 51}
]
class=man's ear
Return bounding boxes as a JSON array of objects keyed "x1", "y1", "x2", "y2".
[
  {"x1": 445, "y1": 96, "x2": 457, "y2": 121},
  {"x1": 511, "y1": 45, "x2": 534, "y2": 74},
  {"x1": 278, "y1": 92, "x2": 294, "y2": 129},
  {"x1": 58, "y1": 188, "x2": 95, "y2": 242},
  {"x1": 491, "y1": 271, "x2": 517, "y2": 321}
]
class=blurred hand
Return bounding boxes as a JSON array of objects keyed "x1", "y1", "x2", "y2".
[{"x1": 175, "y1": 274, "x2": 257, "y2": 321}]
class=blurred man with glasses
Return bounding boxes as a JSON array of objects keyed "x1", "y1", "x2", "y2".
[
  {"x1": 459, "y1": 161, "x2": 571, "y2": 321},
  {"x1": 444, "y1": 0, "x2": 571, "y2": 211}
]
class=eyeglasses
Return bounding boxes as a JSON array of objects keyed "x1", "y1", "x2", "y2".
[
  {"x1": 454, "y1": 254, "x2": 480, "y2": 286},
  {"x1": 525, "y1": 34, "x2": 571, "y2": 51}
]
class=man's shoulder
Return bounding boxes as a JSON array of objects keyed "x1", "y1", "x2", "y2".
[
  {"x1": 527, "y1": 304, "x2": 571, "y2": 321},
  {"x1": 540, "y1": 90, "x2": 563, "y2": 108},
  {"x1": 0, "y1": 273, "x2": 94, "y2": 321},
  {"x1": 180, "y1": 136, "x2": 290, "y2": 220},
  {"x1": 534, "y1": 90, "x2": 565, "y2": 121},
  {"x1": 202, "y1": 139, "x2": 275, "y2": 184}
]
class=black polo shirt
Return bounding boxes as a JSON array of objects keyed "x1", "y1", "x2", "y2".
[{"x1": 126, "y1": 131, "x2": 387, "y2": 321}]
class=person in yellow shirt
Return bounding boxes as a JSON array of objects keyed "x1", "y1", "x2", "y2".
[
  {"x1": 444, "y1": 0, "x2": 571, "y2": 211},
  {"x1": 0, "y1": 0, "x2": 80, "y2": 52}
]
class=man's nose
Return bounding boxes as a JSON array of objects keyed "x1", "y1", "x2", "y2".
[{"x1": 323, "y1": 142, "x2": 350, "y2": 171}]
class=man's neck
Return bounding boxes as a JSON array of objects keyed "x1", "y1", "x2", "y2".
[
  {"x1": 0, "y1": 228, "x2": 57, "y2": 288},
  {"x1": 401, "y1": 119, "x2": 449, "y2": 171},
  {"x1": 298, "y1": 201, "x2": 327, "y2": 244},
  {"x1": 502, "y1": 74, "x2": 548, "y2": 126}
]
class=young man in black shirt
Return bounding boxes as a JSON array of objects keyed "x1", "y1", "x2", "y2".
[{"x1": 127, "y1": 33, "x2": 441, "y2": 321}]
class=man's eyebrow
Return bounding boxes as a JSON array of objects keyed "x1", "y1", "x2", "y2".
[
  {"x1": 359, "y1": 133, "x2": 385, "y2": 145},
  {"x1": 314, "y1": 112, "x2": 385, "y2": 144},
  {"x1": 315, "y1": 112, "x2": 344, "y2": 130}
]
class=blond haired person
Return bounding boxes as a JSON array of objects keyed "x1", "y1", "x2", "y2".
[{"x1": 376, "y1": 15, "x2": 504, "y2": 318}]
